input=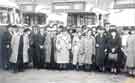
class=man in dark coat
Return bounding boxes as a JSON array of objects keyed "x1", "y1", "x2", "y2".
[
  {"x1": 30, "y1": 26, "x2": 46, "y2": 69},
  {"x1": 39, "y1": 27, "x2": 46, "y2": 68},
  {"x1": 30, "y1": 26, "x2": 40, "y2": 69},
  {"x1": 95, "y1": 28, "x2": 106, "y2": 72},
  {"x1": 2, "y1": 25, "x2": 12, "y2": 70}
]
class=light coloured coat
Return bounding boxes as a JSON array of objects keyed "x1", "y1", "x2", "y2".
[
  {"x1": 126, "y1": 34, "x2": 135, "y2": 68},
  {"x1": 44, "y1": 31, "x2": 52, "y2": 63},
  {"x1": 22, "y1": 34, "x2": 29, "y2": 63},
  {"x1": 78, "y1": 36, "x2": 95, "y2": 65},
  {"x1": 9, "y1": 33, "x2": 29, "y2": 63},
  {"x1": 44, "y1": 31, "x2": 56, "y2": 63},
  {"x1": 55, "y1": 32, "x2": 71, "y2": 63},
  {"x1": 83, "y1": 36, "x2": 95, "y2": 64},
  {"x1": 72, "y1": 33, "x2": 81, "y2": 65}
]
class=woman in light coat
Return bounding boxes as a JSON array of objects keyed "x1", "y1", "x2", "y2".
[
  {"x1": 55, "y1": 26, "x2": 71, "y2": 70},
  {"x1": 126, "y1": 31, "x2": 135, "y2": 76},
  {"x1": 83, "y1": 30, "x2": 95, "y2": 71},
  {"x1": 72, "y1": 30, "x2": 81, "y2": 69},
  {"x1": 44, "y1": 27, "x2": 56, "y2": 69},
  {"x1": 10, "y1": 29, "x2": 20, "y2": 68},
  {"x1": 10, "y1": 28, "x2": 30, "y2": 72},
  {"x1": 23, "y1": 29, "x2": 30, "y2": 64}
]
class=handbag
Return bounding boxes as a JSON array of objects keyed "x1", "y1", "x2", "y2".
[{"x1": 108, "y1": 53, "x2": 118, "y2": 61}]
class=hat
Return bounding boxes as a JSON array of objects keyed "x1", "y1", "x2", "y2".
[
  {"x1": 81, "y1": 25, "x2": 87, "y2": 29},
  {"x1": 23, "y1": 28, "x2": 31, "y2": 33},
  {"x1": 97, "y1": 27, "x2": 105, "y2": 31},
  {"x1": 11, "y1": 25, "x2": 18, "y2": 28},
  {"x1": 59, "y1": 25, "x2": 64, "y2": 29}
]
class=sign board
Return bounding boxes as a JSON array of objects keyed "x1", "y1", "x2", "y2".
[
  {"x1": 47, "y1": 13, "x2": 67, "y2": 26},
  {"x1": 16, "y1": 0, "x2": 37, "y2": 3},
  {"x1": 115, "y1": 0, "x2": 135, "y2": 4},
  {"x1": 20, "y1": 4, "x2": 36, "y2": 12},
  {"x1": 109, "y1": 9, "x2": 135, "y2": 26},
  {"x1": 52, "y1": 1, "x2": 85, "y2": 13},
  {"x1": 114, "y1": 4, "x2": 135, "y2": 9},
  {"x1": 114, "y1": 0, "x2": 135, "y2": 9}
]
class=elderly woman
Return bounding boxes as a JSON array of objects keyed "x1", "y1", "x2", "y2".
[
  {"x1": 55, "y1": 26, "x2": 71, "y2": 70},
  {"x1": 105, "y1": 29, "x2": 124, "y2": 74},
  {"x1": 126, "y1": 31, "x2": 135, "y2": 76}
]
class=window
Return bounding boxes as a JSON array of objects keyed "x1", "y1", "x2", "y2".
[{"x1": 0, "y1": 8, "x2": 9, "y2": 24}]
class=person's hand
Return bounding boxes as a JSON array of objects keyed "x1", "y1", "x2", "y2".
[
  {"x1": 104, "y1": 49, "x2": 107, "y2": 52},
  {"x1": 96, "y1": 44, "x2": 99, "y2": 47},
  {"x1": 6, "y1": 45, "x2": 9, "y2": 48},
  {"x1": 112, "y1": 48, "x2": 115, "y2": 53},
  {"x1": 40, "y1": 45, "x2": 43, "y2": 49}
]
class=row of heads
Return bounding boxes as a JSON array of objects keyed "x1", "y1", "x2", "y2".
[{"x1": 7, "y1": 23, "x2": 117, "y2": 33}]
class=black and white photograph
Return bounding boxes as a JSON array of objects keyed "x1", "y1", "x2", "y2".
[{"x1": 0, "y1": 0, "x2": 134, "y2": 83}]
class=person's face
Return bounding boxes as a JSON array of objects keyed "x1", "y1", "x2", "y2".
[
  {"x1": 67, "y1": 26, "x2": 70, "y2": 30},
  {"x1": 98, "y1": 29, "x2": 104, "y2": 34},
  {"x1": 105, "y1": 24, "x2": 110, "y2": 31},
  {"x1": 8, "y1": 27, "x2": 12, "y2": 32},
  {"x1": 92, "y1": 28, "x2": 96, "y2": 32},
  {"x1": 131, "y1": 31, "x2": 134, "y2": 34},
  {"x1": 87, "y1": 30, "x2": 92, "y2": 37},
  {"x1": 33, "y1": 27, "x2": 38, "y2": 34},
  {"x1": 83, "y1": 28, "x2": 88, "y2": 33},
  {"x1": 53, "y1": 25, "x2": 57, "y2": 29},
  {"x1": 111, "y1": 32, "x2": 116, "y2": 37},
  {"x1": 57, "y1": 28, "x2": 62, "y2": 33},
  {"x1": 14, "y1": 28, "x2": 18, "y2": 33},
  {"x1": 19, "y1": 28, "x2": 24, "y2": 34},
  {"x1": 40, "y1": 28, "x2": 44, "y2": 34},
  {"x1": 69, "y1": 29, "x2": 72, "y2": 33},
  {"x1": 26, "y1": 31, "x2": 31, "y2": 35},
  {"x1": 110, "y1": 26, "x2": 116, "y2": 30}
]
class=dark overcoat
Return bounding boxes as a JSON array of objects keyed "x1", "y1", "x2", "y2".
[{"x1": 95, "y1": 34, "x2": 106, "y2": 67}]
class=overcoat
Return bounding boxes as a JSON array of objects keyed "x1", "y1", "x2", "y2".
[
  {"x1": 126, "y1": 34, "x2": 135, "y2": 68},
  {"x1": 95, "y1": 34, "x2": 106, "y2": 67},
  {"x1": 83, "y1": 36, "x2": 95, "y2": 64},
  {"x1": 9, "y1": 32, "x2": 20, "y2": 63},
  {"x1": 55, "y1": 31, "x2": 71, "y2": 64},
  {"x1": 2, "y1": 31, "x2": 12, "y2": 67},
  {"x1": 105, "y1": 30, "x2": 126, "y2": 69},
  {"x1": 72, "y1": 33, "x2": 81, "y2": 65},
  {"x1": 44, "y1": 31, "x2": 56, "y2": 63},
  {"x1": 22, "y1": 33, "x2": 30, "y2": 63},
  {"x1": 10, "y1": 33, "x2": 29, "y2": 63}
]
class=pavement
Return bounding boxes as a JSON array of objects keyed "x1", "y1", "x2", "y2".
[{"x1": 0, "y1": 69, "x2": 134, "y2": 83}]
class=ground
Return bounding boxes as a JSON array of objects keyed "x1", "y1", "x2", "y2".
[{"x1": 0, "y1": 69, "x2": 134, "y2": 83}]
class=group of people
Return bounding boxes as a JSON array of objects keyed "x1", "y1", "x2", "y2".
[{"x1": 1, "y1": 23, "x2": 135, "y2": 77}]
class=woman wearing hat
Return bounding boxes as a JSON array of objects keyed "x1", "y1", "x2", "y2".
[
  {"x1": 105, "y1": 29, "x2": 124, "y2": 74},
  {"x1": 125, "y1": 31, "x2": 135, "y2": 76},
  {"x1": 10, "y1": 27, "x2": 30, "y2": 72},
  {"x1": 55, "y1": 26, "x2": 71, "y2": 70},
  {"x1": 83, "y1": 30, "x2": 96, "y2": 71}
]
